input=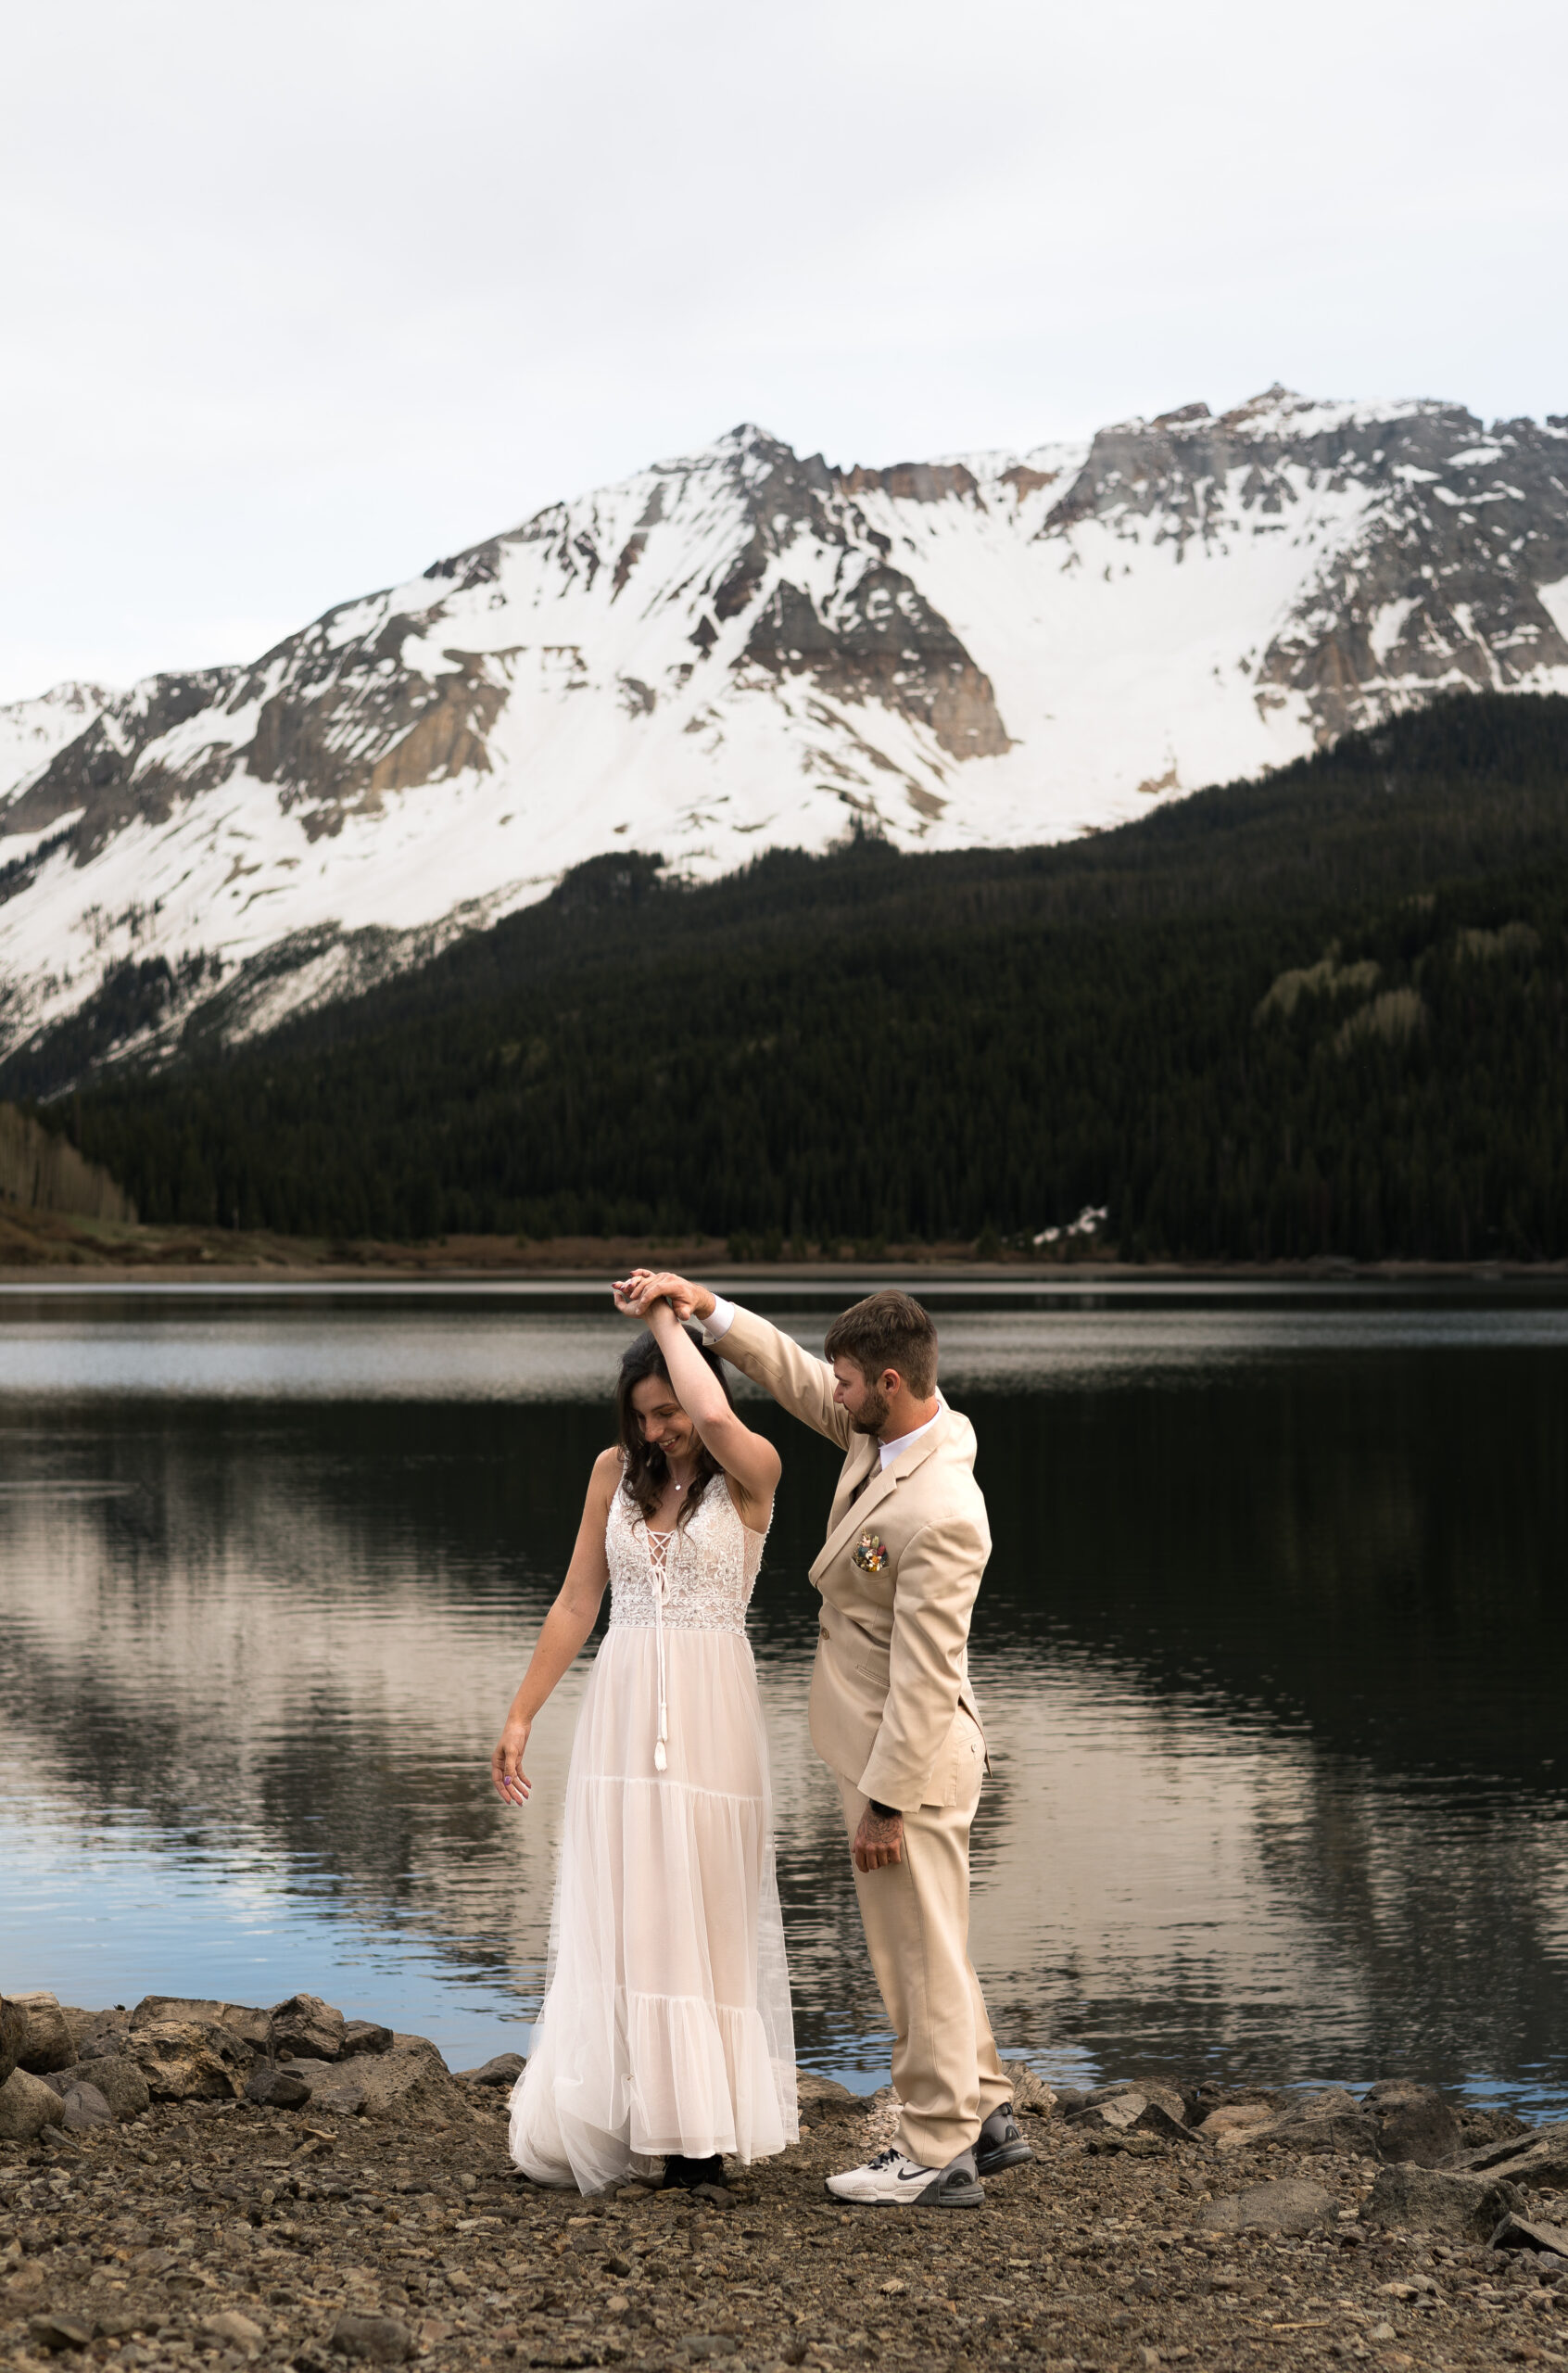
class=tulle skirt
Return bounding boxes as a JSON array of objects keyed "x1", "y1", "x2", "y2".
[{"x1": 509, "y1": 1623, "x2": 799, "y2": 2193}]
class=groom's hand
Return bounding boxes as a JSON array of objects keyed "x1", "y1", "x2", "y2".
[
  {"x1": 853, "y1": 1802, "x2": 904, "y2": 1872},
  {"x1": 614, "y1": 1269, "x2": 714, "y2": 1324}
]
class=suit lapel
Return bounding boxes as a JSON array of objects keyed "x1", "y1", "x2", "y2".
[{"x1": 810, "y1": 1410, "x2": 952, "y2": 1584}]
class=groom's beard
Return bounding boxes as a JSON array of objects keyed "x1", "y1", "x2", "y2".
[{"x1": 848, "y1": 1384, "x2": 891, "y2": 1436}]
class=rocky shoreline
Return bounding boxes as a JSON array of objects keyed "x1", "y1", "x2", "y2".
[{"x1": 4, "y1": 1989, "x2": 1566, "y2": 2373}]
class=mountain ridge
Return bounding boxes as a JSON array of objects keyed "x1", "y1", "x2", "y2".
[{"x1": 4, "y1": 387, "x2": 1567, "y2": 1083}]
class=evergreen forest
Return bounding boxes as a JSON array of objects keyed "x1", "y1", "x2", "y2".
[{"x1": 13, "y1": 692, "x2": 1568, "y2": 1262}]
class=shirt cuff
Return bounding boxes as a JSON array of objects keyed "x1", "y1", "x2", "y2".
[{"x1": 705, "y1": 1295, "x2": 738, "y2": 1340}]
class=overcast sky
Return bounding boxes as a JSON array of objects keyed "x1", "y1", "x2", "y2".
[{"x1": 4, "y1": 0, "x2": 1565, "y2": 703}]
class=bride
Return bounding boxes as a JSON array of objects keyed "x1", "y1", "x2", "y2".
[{"x1": 491, "y1": 1282, "x2": 799, "y2": 2193}]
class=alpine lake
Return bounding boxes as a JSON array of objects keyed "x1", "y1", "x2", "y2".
[{"x1": 2, "y1": 1277, "x2": 1564, "y2": 2120}]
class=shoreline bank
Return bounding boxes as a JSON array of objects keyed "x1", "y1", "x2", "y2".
[{"x1": 4, "y1": 1988, "x2": 1565, "y2": 2373}]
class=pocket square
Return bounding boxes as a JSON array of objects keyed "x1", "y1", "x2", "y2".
[{"x1": 852, "y1": 1530, "x2": 888, "y2": 1573}]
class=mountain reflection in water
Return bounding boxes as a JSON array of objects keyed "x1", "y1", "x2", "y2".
[{"x1": 1, "y1": 1288, "x2": 1564, "y2": 2114}]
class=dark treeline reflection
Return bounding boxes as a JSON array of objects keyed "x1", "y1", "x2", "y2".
[{"x1": 2, "y1": 1313, "x2": 1565, "y2": 2102}]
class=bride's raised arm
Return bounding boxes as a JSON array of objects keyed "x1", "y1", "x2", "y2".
[{"x1": 631, "y1": 1291, "x2": 780, "y2": 1518}]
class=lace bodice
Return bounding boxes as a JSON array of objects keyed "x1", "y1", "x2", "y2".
[{"x1": 607, "y1": 1470, "x2": 766, "y2": 1635}]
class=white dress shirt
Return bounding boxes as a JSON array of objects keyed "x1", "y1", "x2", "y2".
[{"x1": 706, "y1": 1296, "x2": 942, "y2": 1466}]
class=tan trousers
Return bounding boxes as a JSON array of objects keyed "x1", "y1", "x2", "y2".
[{"x1": 835, "y1": 1719, "x2": 1012, "y2": 2168}]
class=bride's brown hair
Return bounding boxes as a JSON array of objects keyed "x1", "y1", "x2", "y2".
[{"x1": 615, "y1": 1326, "x2": 736, "y2": 1528}]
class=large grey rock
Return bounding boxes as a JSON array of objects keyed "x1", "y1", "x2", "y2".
[
  {"x1": 0, "y1": 1995, "x2": 27, "y2": 2087},
  {"x1": 0, "y1": 2065, "x2": 69, "y2": 2141},
  {"x1": 1459, "y1": 2121, "x2": 1568, "y2": 2192},
  {"x1": 1258, "y1": 2087, "x2": 1381, "y2": 2157},
  {"x1": 245, "y1": 2064, "x2": 312, "y2": 2109},
  {"x1": 60, "y1": 2082, "x2": 113, "y2": 2132},
  {"x1": 275, "y1": 2058, "x2": 368, "y2": 2113},
  {"x1": 1197, "y1": 2177, "x2": 1335, "y2": 2236},
  {"x1": 44, "y1": 2056, "x2": 150, "y2": 2121},
  {"x1": 26, "y1": 2315, "x2": 92, "y2": 2354},
  {"x1": 341, "y1": 2020, "x2": 394, "y2": 2059},
  {"x1": 796, "y1": 2070, "x2": 861, "y2": 2126},
  {"x1": 1368, "y1": 2161, "x2": 1523, "y2": 2238},
  {"x1": 457, "y1": 2053, "x2": 525, "y2": 2090},
  {"x1": 1362, "y1": 2078, "x2": 1461, "y2": 2167},
  {"x1": 131, "y1": 1996, "x2": 272, "y2": 2050},
  {"x1": 9, "y1": 1992, "x2": 77, "y2": 2075},
  {"x1": 350, "y1": 2034, "x2": 468, "y2": 2126},
  {"x1": 127, "y1": 2018, "x2": 252, "y2": 2100},
  {"x1": 270, "y1": 1993, "x2": 347, "y2": 2062}
]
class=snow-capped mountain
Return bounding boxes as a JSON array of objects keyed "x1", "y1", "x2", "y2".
[{"x1": 4, "y1": 385, "x2": 1567, "y2": 1077}]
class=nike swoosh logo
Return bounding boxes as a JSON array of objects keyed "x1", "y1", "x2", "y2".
[{"x1": 896, "y1": 2167, "x2": 933, "y2": 2183}]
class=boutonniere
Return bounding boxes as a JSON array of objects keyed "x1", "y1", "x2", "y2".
[{"x1": 852, "y1": 1530, "x2": 889, "y2": 1573}]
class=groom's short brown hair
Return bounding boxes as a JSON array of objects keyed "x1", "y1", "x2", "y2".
[{"x1": 824, "y1": 1291, "x2": 939, "y2": 1397}]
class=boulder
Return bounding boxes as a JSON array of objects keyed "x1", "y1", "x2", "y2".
[
  {"x1": 1368, "y1": 2161, "x2": 1523, "y2": 2239},
  {"x1": 1258, "y1": 2087, "x2": 1381, "y2": 2158},
  {"x1": 270, "y1": 1993, "x2": 347, "y2": 2062},
  {"x1": 1197, "y1": 2177, "x2": 1335, "y2": 2237},
  {"x1": 275, "y1": 2059, "x2": 368, "y2": 2114},
  {"x1": 44, "y1": 2056, "x2": 150, "y2": 2121},
  {"x1": 1130, "y1": 2099, "x2": 1198, "y2": 2147},
  {"x1": 330, "y1": 2313, "x2": 416, "y2": 2363},
  {"x1": 131, "y1": 1996, "x2": 272, "y2": 2051},
  {"x1": 351, "y1": 2035, "x2": 469, "y2": 2126},
  {"x1": 796, "y1": 2071, "x2": 861, "y2": 2126},
  {"x1": 245, "y1": 2064, "x2": 312, "y2": 2110},
  {"x1": 0, "y1": 2065, "x2": 69, "y2": 2141},
  {"x1": 1002, "y1": 2062, "x2": 1057, "y2": 2117},
  {"x1": 126, "y1": 2018, "x2": 251, "y2": 2100},
  {"x1": 74, "y1": 2012, "x2": 133, "y2": 2062},
  {"x1": 341, "y1": 2021, "x2": 395, "y2": 2059},
  {"x1": 1196, "y1": 2102, "x2": 1275, "y2": 2144},
  {"x1": 8, "y1": 1992, "x2": 77, "y2": 2075},
  {"x1": 61, "y1": 2082, "x2": 113, "y2": 2132},
  {"x1": 1459, "y1": 2121, "x2": 1568, "y2": 2192},
  {"x1": 1362, "y1": 2079, "x2": 1461, "y2": 2167},
  {"x1": 0, "y1": 1996, "x2": 26, "y2": 2087},
  {"x1": 457, "y1": 2053, "x2": 525, "y2": 2090},
  {"x1": 1491, "y1": 2209, "x2": 1568, "y2": 2256}
]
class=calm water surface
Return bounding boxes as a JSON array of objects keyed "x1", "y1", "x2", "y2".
[{"x1": 2, "y1": 1283, "x2": 1565, "y2": 2114}]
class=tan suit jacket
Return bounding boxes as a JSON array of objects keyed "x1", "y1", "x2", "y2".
[{"x1": 710, "y1": 1305, "x2": 991, "y2": 1812}]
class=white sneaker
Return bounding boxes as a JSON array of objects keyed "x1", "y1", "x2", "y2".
[{"x1": 825, "y1": 2146, "x2": 983, "y2": 2207}]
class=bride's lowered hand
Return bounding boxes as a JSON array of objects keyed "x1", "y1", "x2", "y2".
[{"x1": 491, "y1": 1717, "x2": 532, "y2": 1806}]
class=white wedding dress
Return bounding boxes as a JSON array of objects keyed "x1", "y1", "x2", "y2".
[{"x1": 508, "y1": 1468, "x2": 799, "y2": 2192}]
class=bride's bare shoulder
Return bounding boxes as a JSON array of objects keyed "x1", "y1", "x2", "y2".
[{"x1": 588, "y1": 1446, "x2": 624, "y2": 1495}]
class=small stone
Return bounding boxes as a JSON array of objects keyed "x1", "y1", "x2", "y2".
[
  {"x1": 271, "y1": 1994, "x2": 348, "y2": 2062},
  {"x1": 61, "y1": 2080, "x2": 113, "y2": 2131},
  {"x1": 1196, "y1": 2102, "x2": 1274, "y2": 2140},
  {"x1": 27, "y1": 2315, "x2": 93, "y2": 2353},
  {"x1": 1131, "y1": 2100, "x2": 1197, "y2": 2146},
  {"x1": 329, "y1": 2314, "x2": 415, "y2": 2364},
  {"x1": 246, "y1": 2064, "x2": 312, "y2": 2109},
  {"x1": 203, "y1": 2311, "x2": 266, "y2": 2353},
  {"x1": 0, "y1": 2065, "x2": 70, "y2": 2140},
  {"x1": 455, "y1": 2052, "x2": 525, "y2": 2088},
  {"x1": 340, "y1": 2021, "x2": 394, "y2": 2058},
  {"x1": 691, "y1": 2180, "x2": 732, "y2": 2206},
  {"x1": 1369, "y1": 2324, "x2": 1397, "y2": 2342},
  {"x1": 1197, "y1": 2177, "x2": 1335, "y2": 2236}
]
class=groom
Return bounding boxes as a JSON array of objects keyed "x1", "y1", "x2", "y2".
[{"x1": 621, "y1": 1274, "x2": 1027, "y2": 2208}]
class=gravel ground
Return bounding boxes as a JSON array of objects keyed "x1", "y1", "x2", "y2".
[{"x1": 5, "y1": 2084, "x2": 1566, "y2": 2373}]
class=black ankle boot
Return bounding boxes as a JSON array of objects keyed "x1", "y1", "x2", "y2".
[{"x1": 660, "y1": 2152, "x2": 724, "y2": 2190}]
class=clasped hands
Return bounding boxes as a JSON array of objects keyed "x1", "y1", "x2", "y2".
[{"x1": 611, "y1": 1267, "x2": 710, "y2": 1324}]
